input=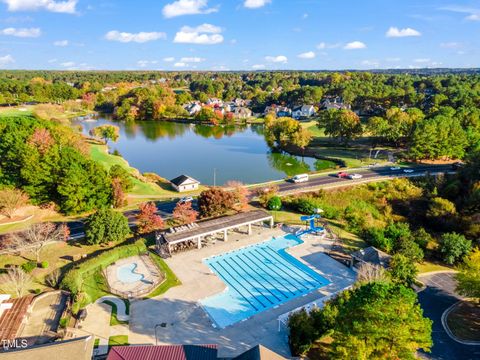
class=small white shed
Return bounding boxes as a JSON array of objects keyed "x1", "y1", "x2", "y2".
[{"x1": 170, "y1": 175, "x2": 201, "y2": 192}]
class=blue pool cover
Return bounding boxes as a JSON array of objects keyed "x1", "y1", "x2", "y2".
[{"x1": 200, "y1": 234, "x2": 330, "y2": 328}]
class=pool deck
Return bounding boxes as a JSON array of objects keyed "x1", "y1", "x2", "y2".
[
  {"x1": 105, "y1": 255, "x2": 163, "y2": 297},
  {"x1": 129, "y1": 225, "x2": 356, "y2": 358}
]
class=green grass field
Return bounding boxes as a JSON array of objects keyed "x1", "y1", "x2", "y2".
[
  {"x1": 90, "y1": 143, "x2": 205, "y2": 198},
  {"x1": 103, "y1": 299, "x2": 130, "y2": 325}
]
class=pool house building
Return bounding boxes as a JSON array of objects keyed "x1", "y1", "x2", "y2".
[{"x1": 156, "y1": 210, "x2": 274, "y2": 255}]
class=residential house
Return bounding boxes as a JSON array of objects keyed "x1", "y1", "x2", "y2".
[
  {"x1": 184, "y1": 102, "x2": 202, "y2": 116},
  {"x1": 106, "y1": 344, "x2": 287, "y2": 360},
  {"x1": 292, "y1": 105, "x2": 316, "y2": 120},
  {"x1": 206, "y1": 98, "x2": 223, "y2": 106},
  {"x1": 264, "y1": 105, "x2": 292, "y2": 117},
  {"x1": 170, "y1": 175, "x2": 201, "y2": 192},
  {"x1": 321, "y1": 97, "x2": 351, "y2": 111},
  {"x1": 0, "y1": 336, "x2": 94, "y2": 360},
  {"x1": 233, "y1": 107, "x2": 253, "y2": 119}
]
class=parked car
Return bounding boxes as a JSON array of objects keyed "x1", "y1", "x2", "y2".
[
  {"x1": 291, "y1": 174, "x2": 309, "y2": 183},
  {"x1": 348, "y1": 173, "x2": 363, "y2": 180},
  {"x1": 337, "y1": 172, "x2": 349, "y2": 178},
  {"x1": 177, "y1": 196, "x2": 194, "y2": 204},
  {"x1": 390, "y1": 166, "x2": 401, "y2": 170},
  {"x1": 403, "y1": 168, "x2": 414, "y2": 173}
]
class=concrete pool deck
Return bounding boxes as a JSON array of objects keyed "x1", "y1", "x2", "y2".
[
  {"x1": 129, "y1": 225, "x2": 356, "y2": 358},
  {"x1": 105, "y1": 255, "x2": 163, "y2": 297}
]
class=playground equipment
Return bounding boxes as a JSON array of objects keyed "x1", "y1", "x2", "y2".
[{"x1": 295, "y1": 214, "x2": 325, "y2": 236}]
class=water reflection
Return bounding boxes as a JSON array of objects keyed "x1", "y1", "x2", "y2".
[{"x1": 75, "y1": 117, "x2": 334, "y2": 185}]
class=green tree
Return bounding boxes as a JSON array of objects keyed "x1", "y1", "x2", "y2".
[
  {"x1": 455, "y1": 248, "x2": 480, "y2": 301},
  {"x1": 84, "y1": 209, "x2": 130, "y2": 245},
  {"x1": 331, "y1": 282, "x2": 432, "y2": 359},
  {"x1": 109, "y1": 164, "x2": 133, "y2": 192},
  {"x1": 439, "y1": 232, "x2": 472, "y2": 265},
  {"x1": 291, "y1": 127, "x2": 313, "y2": 155},
  {"x1": 318, "y1": 109, "x2": 363, "y2": 146},
  {"x1": 90, "y1": 125, "x2": 120, "y2": 144},
  {"x1": 267, "y1": 196, "x2": 282, "y2": 210},
  {"x1": 389, "y1": 253, "x2": 419, "y2": 286}
]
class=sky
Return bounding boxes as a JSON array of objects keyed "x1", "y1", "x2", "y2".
[{"x1": 0, "y1": 0, "x2": 479, "y2": 71}]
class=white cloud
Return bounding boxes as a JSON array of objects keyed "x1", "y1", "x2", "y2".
[
  {"x1": 180, "y1": 56, "x2": 205, "y2": 63},
  {"x1": 440, "y1": 6, "x2": 480, "y2": 21},
  {"x1": 163, "y1": 57, "x2": 175, "y2": 62},
  {"x1": 162, "y1": 0, "x2": 217, "y2": 18},
  {"x1": 60, "y1": 61, "x2": 75, "y2": 67},
  {"x1": 137, "y1": 60, "x2": 158, "y2": 67},
  {"x1": 244, "y1": 0, "x2": 271, "y2": 9},
  {"x1": 105, "y1": 30, "x2": 166, "y2": 43},
  {"x1": 297, "y1": 51, "x2": 315, "y2": 59},
  {"x1": 317, "y1": 42, "x2": 341, "y2": 49},
  {"x1": 386, "y1": 27, "x2": 421, "y2": 38},
  {"x1": 265, "y1": 55, "x2": 288, "y2": 63},
  {"x1": 54, "y1": 39, "x2": 68, "y2": 46},
  {"x1": 0, "y1": 27, "x2": 40, "y2": 37},
  {"x1": 344, "y1": 41, "x2": 366, "y2": 50},
  {"x1": 386, "y1": 57, "x2": 401, "y2": 62},
  {"x1": 1, "y1": 0, "x2": 77, "y2": 14},
  {"x1": 361, "y1": 59, "x2": 379, "y2": 67},
  {"x1": 47, "y1": 58, "x2": 57, "y2": 63},
  {"x1": 174, "y1": 62, "x2": 187, "y2": 67},
  {"x1": 440, "y1": 42, "x2": 462, "y2": 49},
  {"x1": 173, "y1": 23, "x2": 223, "y2": 45},
  {"x1": 0, "y1": 54, "x2": 14, "y2": 67},
  {"x1": 414, "y1": 58, "x2": 430, "y2": 63},
  {"x1": 251, "y1": 64, "x2": 265, "y2": 70}
]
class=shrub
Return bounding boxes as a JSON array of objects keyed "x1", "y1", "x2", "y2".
[
  {"x1": 267, "y1": 196, "x2": 282, "y2": 210},
  {"x1": 366, "y1": 227, "x2": 394, "y2": 253},
  {"x1": 33, "y1": 288, "x2": 42, "y2": 294},
  {"x1": 288, "y1": 309, "x2": 316, "y2": 355},
  {"x1": 21, "y1": 260, "x2": 37, "y2": 273},
  {"x1": 84, "y1": 209, "x2": 131, "y2": 245},
  {"x1": 389, "y1": 254, "x2": 418, "y2": 286},
  {"x1": 45, "y1": 269, "x2": 61, "y2": 288},
  {"x1": 40, "y1": 261, "x2": 49, "y2": 269},
  {"x1": 439, "y1": 232, "x2": 472, "y2": 265}
]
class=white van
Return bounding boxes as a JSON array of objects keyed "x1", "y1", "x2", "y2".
[{"x1": 291, "y1": 174, "x2": 309, "y2": 183}]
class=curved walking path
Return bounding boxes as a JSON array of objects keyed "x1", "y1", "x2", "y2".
[{"x1": 97, "y1": 296, "x2": 130, "y2": 322}]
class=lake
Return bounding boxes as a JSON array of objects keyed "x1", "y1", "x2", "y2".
[{"x1": 76, "y1": 117, "x2": 335, "y2": 185}]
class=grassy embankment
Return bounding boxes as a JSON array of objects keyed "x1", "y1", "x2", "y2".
[{"x1": 267, "y1": 178, "x2": 453, "y2": 273}]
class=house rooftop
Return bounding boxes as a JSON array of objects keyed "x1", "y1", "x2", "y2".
[
  {"x1": 170, "y1": 175, "x2": 200, "y2": 186},
  {"x1": 351, "y1": 246, "x2": 391, "y2": 268},
  {"x1": 233, "y1": 344, "x2": 287, "y2": 360},
  {"x1": 0, "y1": 294, "x2": 34, "y2": 341},
  {"x1": 107, "y1": 344, "x2": 218, "y2": 360}
]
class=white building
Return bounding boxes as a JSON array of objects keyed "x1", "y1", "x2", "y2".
[
  {"x1": 170, "y1": 175, "x2": 201, "y2": 192},
  {"x1": 292, "y1": 105, "x2": 316, "y2": 119}
]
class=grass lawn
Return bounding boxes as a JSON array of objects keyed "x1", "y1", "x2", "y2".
[
  {"x1": 146, "y1": 251, "x2": 181, "y2": 298},
  {"x1": 0, "y1": 240, "x2": 118, "y2": 294},
  {"x1": 269, "y1": 209, "x2": 366, "y2": 253},
  {"x1": 446, "y1": 301, "x2": 480, "y2": 342},
  {"x1": 301, "y1": 120, "x2": 326, "y2": 138},
  {"x1": 103, "y1": 299, "x2": 130, "y2": 326},
  {"x1": 108, "y1": 335, "x2": 129, "y2": 347},
  {"x1": 416, "y1": 261, "x2": 452, "y2": 274},
  {"x1": 90, "y1": 143, "x2": 204, "y2": 198}
]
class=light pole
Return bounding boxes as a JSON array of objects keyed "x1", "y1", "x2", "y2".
[{"x1": 154, "y1": 324, "x2": 163, "y2": 345}]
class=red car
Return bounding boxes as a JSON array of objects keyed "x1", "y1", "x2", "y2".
[{"x1": 337, "y1": 172, "x2": 349, "y2": 178}]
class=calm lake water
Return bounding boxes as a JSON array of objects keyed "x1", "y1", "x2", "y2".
[{"x1": 76, "y1": 117, "x2": 334, "y2": 185}]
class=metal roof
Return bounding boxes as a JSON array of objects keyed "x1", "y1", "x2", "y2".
[{"x1": 107, "y1": 345, "x2": 218, "y2": 360}]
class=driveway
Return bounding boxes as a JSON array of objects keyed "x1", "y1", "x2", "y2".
[{"x1": 418, "y1": 272, "x2": 480, "y2": 360}]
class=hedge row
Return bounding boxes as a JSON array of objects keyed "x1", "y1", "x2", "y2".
[{"x1": 60, "y1": 239, "x2": 147, "y2": 295}]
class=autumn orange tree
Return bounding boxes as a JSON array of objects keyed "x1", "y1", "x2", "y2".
[
  {"x1": 173, "y1": 202, "x2": 198, "y2": 225},
  {"x1": 137, "y1": 202, "x2": 164, "y2": 234}
]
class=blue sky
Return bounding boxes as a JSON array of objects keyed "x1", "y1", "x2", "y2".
[{"x1": 0, "y1": 0, "x2": 478, "y2": 70}]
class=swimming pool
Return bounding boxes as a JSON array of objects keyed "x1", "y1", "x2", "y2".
[
  {"x1": 117, "y1": 263, "x2": 144, "y2": 283},
  {"x1": 200, "y1": 234, "x2": 330, "y2": 328}
]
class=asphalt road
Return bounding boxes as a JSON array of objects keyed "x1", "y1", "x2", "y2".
[
  {"x1": 418, "y1": 272, "x2": 480, "y2": 360},
  {"x1": 67, "y1": 164, "x2": 455, "y2": 239}
]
